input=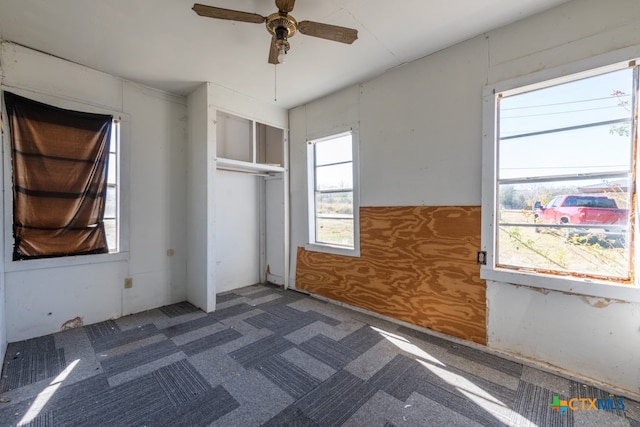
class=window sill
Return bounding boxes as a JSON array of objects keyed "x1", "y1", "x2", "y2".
[
  {"x1": 5, "y1": 251, "x2": 129, "y2": 273},
  {"x1": 304, "y1": 242, "x2": 360, "y2": 258},
  {"x1": 480, "y1": 266, "x2": 640, "y2": 303}
]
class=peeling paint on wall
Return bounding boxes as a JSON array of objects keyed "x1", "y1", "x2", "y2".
[
  {"x1": 580, "y1": 296, "x2": 612, "y2": 309},
  {"x1": 531, "y1": 287, "x2": 551, "y2": 295},
  {"x1": 60, "y1": 316, "x2": 83, "y2": 331}
]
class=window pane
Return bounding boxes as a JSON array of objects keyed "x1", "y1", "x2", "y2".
[
  {"x1": 110, "y1": 122, "x2": 118, "y2": 154},
  {"x1": 316, "y1": 192, "x2": 353, "y2": 216},
  {"x1": 107, "y1": 153, "x2": 117, "y2": 184},
  {"x1": 316, "y1": 218, "x2": 354, "y2": 246},
  {"x1": 496, "y1": 178, "x2": 631, "y2": 279},
  {"x1": 104, "y1": 218, "x2": 117, "y2": 251},
  {"x1": 498, "y1": 178, "x2": 631, "y2": 211},
  {"x1": 107, "y1": 120, "x2": 118, "y2": 253},
  {"x1": 499, "y1": 124, "x2": 632, "y2": 179},
  {"x1": 105, "y1": 186, "x2": 116, "y2": 218},
  {"x1": 316, "y1": 163, "x2": 353, "y2": 191},
  {"x1": 315, "y1": 134, "x2": 352, "y2": 166},
  {"x1": 497, "y1": 224, "x2": 629, "y2": 278}
]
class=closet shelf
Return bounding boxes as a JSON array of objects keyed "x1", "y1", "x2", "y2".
[{"x1": 216, "y1": 157, "x2": 285, "y2": 173}]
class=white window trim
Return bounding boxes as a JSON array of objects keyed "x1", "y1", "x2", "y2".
[
  {"x1": 305, "y1": 127, "x2": 360, "y2": 257},
  {"x1": 1, "y1": 86, "x2": 130, "y2": 272},
  {"x1": 481, "y1": 47, "x2": 640, "y2": 304}
]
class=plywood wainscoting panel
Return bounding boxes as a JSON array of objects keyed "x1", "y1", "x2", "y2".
[{"x1": 296, "y1": 206, "x2": 486, "y2": 344}]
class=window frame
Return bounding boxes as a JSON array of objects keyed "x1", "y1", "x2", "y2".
[
  {"x1": 305, "y1": 127, "x2": 360, "y2": 257},
  {"x1": 481, "y1": 50, "x2": 640, "y2": 303},
  {"x1": 1, "y1": 88, "x2": 129, "y2": 272}
]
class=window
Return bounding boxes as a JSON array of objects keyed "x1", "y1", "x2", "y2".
[
  {"x1": 307, "y1": 130, "x2": 359, "y2": 255},
  {"x1": 483, "y1": 61, "x2": 638, "y2": 292},
  {"x1": 3, "y1": 92, "x2": 121, "y2": 260},
  {"x1": 105, "y1": 119, "x2": 119, "y2": 251}
]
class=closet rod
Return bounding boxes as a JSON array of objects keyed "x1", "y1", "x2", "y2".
[{"x1": 216, "y1": 166, "x2": 272, "y2": 177}]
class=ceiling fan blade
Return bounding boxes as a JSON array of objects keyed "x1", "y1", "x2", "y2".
[
  {"x1": 298, "y1": 21, "x2": 358, "y2": 44},
  {"x1": 275, "y1": 0, "x2": 296, "y2": 13},
  {"x1": 192, "y1": 4, "x2": 265, "y2": 24},
  {"x1": 268, "y1": 36, "x2": 279, "y2": 64}
]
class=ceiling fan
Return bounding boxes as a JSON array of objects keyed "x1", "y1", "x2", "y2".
[{"x1": 192, "y1": 0, "x2": 358, "y2": 64}]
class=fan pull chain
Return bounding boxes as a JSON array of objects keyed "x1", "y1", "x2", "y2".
[{"x1": 274, "y1": 64, "x2": 278, "y2": 102}]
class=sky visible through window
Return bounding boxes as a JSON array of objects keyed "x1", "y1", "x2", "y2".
[
  {"x1": 315, "y1": 133, "x2": 353, "y2": 190},
  {"x1": 499, "y1": 68, "x2": 633, "y2": 181}
]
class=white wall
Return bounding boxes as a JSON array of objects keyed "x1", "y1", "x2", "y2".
[
  {"x1": 289, "y1": 0, "x2": 640, "y2": 396},
  {"x1": 0, "y1": 43, "x2": 188, "y2": 341},
  {"x1": 488, "y1": 283, "x2": 640, "y2": 393},
  {"x1": 215, "y1": 171, "x2": 260, "y2": 292},
  {"x1": 186, "y1": 83, "x2": 215, "y2": 312},
  {"x1": 123, "y1": 82, "x2": 188, "y2": 315},
  {"x1": 359, "y1": 36, "x2": 487, "y2": 207}
]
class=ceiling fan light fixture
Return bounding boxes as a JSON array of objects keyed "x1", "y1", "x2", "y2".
[
  {"x1": 274, "y1": 25, "x2": 290, "y2": 64},
  {"x1": 275, "y1": 36, "x2": 290, "y2": 64},
  {"x1": 277, "y1": 45, "x2": 287, "y2": 64},
  {"x1": 266, "y1": 13, "x2": 295, "y2": 65}
]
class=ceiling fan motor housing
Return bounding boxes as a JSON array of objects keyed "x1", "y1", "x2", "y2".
[{"x1": 266, "y1": 12, "x2": 297, "y2": 40}]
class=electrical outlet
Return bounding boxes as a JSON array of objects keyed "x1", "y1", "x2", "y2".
[
  {"x1": 124, "y1": 277, "x2": 133, "y2": 289},
  {"x1": 477, "y1": 251, "x2": 487, "y2": 265}
]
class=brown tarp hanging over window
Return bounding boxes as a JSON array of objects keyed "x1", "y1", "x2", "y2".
[{"x1": 4, "y1": 92, "x2": 112, "y2": 260}]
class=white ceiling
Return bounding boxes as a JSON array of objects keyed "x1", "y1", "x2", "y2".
[{"x1": 0, "y1": 0, "x2": 569, "y2": 109}]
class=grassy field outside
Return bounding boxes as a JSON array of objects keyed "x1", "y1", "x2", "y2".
[
  {"x1": 497, "y1": 209, "x2": 630, "y2": 278},
  {"x1": 315, "y1": 194, "x2": 354, "y2": 246},
  {"x1": 316, "y1": 217, "x2": 354, "y2": 247}
]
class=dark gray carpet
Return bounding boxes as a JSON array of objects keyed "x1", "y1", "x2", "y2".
[
  {"x1": 298, "y1": 334, "x2": 360, "y2": 370},
  {"x1": 0, "y1": 283, "x2": 638, "y2": 427},
  {"x1": 179, "y1": 328, "x2": 242, "y2": 357},
  {"x1": 0, "y1": 336, "x2": 65, "y2": 392},
  {"x1": 158, "y1": 301, "x2": 199, "y2": 318},
  {"x1": 84, "y1": 320, "x2": 120, "y2": 342},
  {"x1": 256, "y1": 355, "x2": 322, "y2": 400},
  {"x1": 510, "y1": 382, "x2": 572, "y2": 427},
  {"x1": 100, "y1": 339, "x2": 180, "y2": 376},
  {"x1": 230, "y1": 335, "x2": 296, "y2": 368}
]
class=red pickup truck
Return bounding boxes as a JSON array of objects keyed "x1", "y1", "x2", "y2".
[{"x1": 533, "y1": 194, "x2": 628, "y2": 233}]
